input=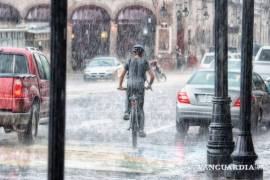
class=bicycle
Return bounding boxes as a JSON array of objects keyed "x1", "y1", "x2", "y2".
[{"x1": 119, "y1": 86, "x2": 151, "y2": 148}]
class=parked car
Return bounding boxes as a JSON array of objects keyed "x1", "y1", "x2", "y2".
[
  {"x1": 209, "y1": 58, "x2": 241, "y2": 70},
  {"x1": 200, "y1": 52, "x2": 215, "y2": 68},
  {"x1": 0, "y1": 47, "x2": 50, "y2": 144},
  {"x1": 200, "y1": 52, "x2": 240, "y2": 68},
  {"x1": 254, "y1": 46, "x2": 270, "y2": 80},
  {"x1": 253, "y1": 43, "x2": 262, "y2": 58},
  {"x1": 26, "y1": 47, "x2": 40, "y2": 52},
  {"x1": 176, "y1": 69, "x2": 270, "y2": 135},
  {"x1": 83, "y1": 56, "x2": 122, "y2": 81}
]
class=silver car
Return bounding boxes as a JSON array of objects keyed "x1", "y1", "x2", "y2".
[
  {"x1": 176, "y1": 69, "x2": 270, "y2": 135},
  {"x1": 83, "y1": 57, "x2": 122, "y2": 81}
]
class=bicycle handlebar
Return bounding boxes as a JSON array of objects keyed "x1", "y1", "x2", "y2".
[{"x1": 117, "y1": 87, "x2": 152, "y2": 91}]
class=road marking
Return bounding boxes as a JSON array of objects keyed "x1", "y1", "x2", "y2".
[
  {"x1": 146, "y1": 124, "x2": 175, "y2": 135},
  {"x1": 0, "y1": 143, "x2": 182, "y2": 175},
  {"x1": 66, "y1": 119, "x2": 114, "y2": 130}
]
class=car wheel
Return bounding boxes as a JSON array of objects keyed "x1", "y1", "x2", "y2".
[
  {"x1": 176, "y1": 120, "x2": 189, "y2": 136},
  {"x1": 18, "y1": 102, "x2": 39, "y2": 145}
]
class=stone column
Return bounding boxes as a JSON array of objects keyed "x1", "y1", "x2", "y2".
[{"x1": 109, "y1": 21, "x2": 118, "y2": 57}]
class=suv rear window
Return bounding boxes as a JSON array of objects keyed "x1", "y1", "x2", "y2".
[
  {"x1": 14, "y1": 55, "x2": 28, "y2": 74},
  {"x1": 0, "y1": 54, "x2": 28, "y2": 74},
  {"x1": 0, "y1": 54, "x2": 13, "y2": 73}
]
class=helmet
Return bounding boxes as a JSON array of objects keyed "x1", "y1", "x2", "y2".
[{"x1": 132, "y1": 44, "x2": 145, "y2": 55}]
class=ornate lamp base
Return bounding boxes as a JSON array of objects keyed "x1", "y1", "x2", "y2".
[{"x1": 225, "y1": 165, "x2": 263, "y2": 180}]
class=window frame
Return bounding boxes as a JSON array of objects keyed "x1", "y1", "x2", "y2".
[{"x1": 48, "y1": 1, "x2": 67, "y2": 179}]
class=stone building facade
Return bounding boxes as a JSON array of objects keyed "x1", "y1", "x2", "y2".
[{"x1": 0, "y1": 0, "x2": 270, "y2": 70}]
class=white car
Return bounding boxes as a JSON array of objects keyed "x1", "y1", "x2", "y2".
[
  {"x1": 209, "y1": 58, "x2": 241, "y2": 70},
  {"x1": 200, "y1": 52, "x2": 215, "y2": 68},
  {"x1": 200, "y1": 52, "x2": 240, "y2": 69},
  {"x1": 83, "y1": 57, "x2": 122, "y2": 81},
  {"x1": 254, "y1": 46, "x2": 270, "y2": 80}
]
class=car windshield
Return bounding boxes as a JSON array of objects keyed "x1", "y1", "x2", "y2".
[
  {"x1": 88, "y1": 59, "x2": 114, "y2": 67},
  {"x1": 230, "y1": 53, "x2": 241, "y2": 59},
  {"x1": 188, "y1": 71, "x2": 241, "y2": 88},
  {"x1": 258, "y1": 49, "x2": 270, "y2": 61},
  {"x1": 202, "y1": 55, "x2": 214, "y2": 64}
]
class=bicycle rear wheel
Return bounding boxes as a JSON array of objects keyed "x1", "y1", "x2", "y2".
[
  {"x1": 132, "y1": 129, "x2": 137, "y2": 148},
  {"x1": 131, "y1": 109, "x2": 137, "y2": 148}
]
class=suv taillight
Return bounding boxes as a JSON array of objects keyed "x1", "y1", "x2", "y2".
[
  {"x1": 13, "y1": 79, "x2": 23, "y2": 98},
  {"x1": 177, "y1": 91, "x2": 190, "y2": 104}
]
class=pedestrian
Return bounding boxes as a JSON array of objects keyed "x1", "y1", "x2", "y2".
[
  {"x1": 175, "y1": 46, "x2": 181, "y2": 69},
  {"x1": 188, "y1": 53, "x2": 198, "y2": 69},
  {"x1": 117, "y1": 44, "x2": 155, "y2": 137}
]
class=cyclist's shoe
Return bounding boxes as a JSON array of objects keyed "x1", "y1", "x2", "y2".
[
  {"x1": 123, "y1": 113, "x2": 130, "y2": 121},
  {"x1": 139, "y1": 130, "x2": 146, "y2": 138}
]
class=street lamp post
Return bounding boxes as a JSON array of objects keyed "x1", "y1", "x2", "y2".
[
  {"x1": 207, "y1": 0, "x2": 234, "y2": 176},
  {"x1": 225, "y1": 0, "x2": 263, "y2": 178},
  {"x1": 176, "y1": 0, "x2": 189, "y2": 69}
]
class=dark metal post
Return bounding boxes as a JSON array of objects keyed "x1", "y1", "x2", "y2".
[
  {"x1": 207, "y1": 0, "x2": 234, "y2": 174},
  {"x1": 225, "y1": 0, "x2": 263, "y2": 178},
  {"x1": 48, "y1": 0, "x2": 67, "y2": 179}
]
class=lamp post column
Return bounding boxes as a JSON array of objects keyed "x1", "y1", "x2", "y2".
[
  {"x1": 225, "y1": 0, "x2": 263, "y2": 178},
  {"x1": 207, "y1": 0, "x2": 234, "y2": 176}
]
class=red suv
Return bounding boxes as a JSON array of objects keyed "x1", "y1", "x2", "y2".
[{"x1": 0, "y1": 48, "x2": 50, "y2": 144}]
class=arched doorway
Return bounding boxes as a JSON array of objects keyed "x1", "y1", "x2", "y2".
[
  {"x1": 0, "y1": 3, "x2": 21, "y2": 23},
  {"x1": 116, "y1": 6, "x2": 156, "y2": 59},
  {"x1": 25, "y1": 4, "x2": 50, "y2": 52},
  {"x1": 25, "y1": 4, "x2": 50, "y2": 22},
  {"x1": 71, "y1": 5, "x2": 111, "y2": 70}
]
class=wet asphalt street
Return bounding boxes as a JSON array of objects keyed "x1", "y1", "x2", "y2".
[{"x1": 0, "y1": 71, "x2": 270, "y2": 179}]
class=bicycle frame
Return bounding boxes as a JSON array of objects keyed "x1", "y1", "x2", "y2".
[
  {"x1": 129, "y1": 95, "x2": 139, "y2": 132},
  {"x1": 118, "y1": 87, "x2": 151, "y2": 148}
]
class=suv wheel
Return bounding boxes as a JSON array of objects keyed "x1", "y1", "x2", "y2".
[
  {"x1": 18, "y1": 102, "x2": 39, "y2": 144},
  {"x1": 176, "y1": 120, "x2": 189, "y2": 136}
]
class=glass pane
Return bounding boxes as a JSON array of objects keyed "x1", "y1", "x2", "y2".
[
  {"x1": 65, "y1": 1, "x2": 268, "y2": 179},
  {"x1": 0, "y1": 2, "x2": 50, "y2": 178}
]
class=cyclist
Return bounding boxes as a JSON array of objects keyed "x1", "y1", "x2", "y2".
[{"x1": 118, "y1": 44, "x2": 155, "y2": 137}]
